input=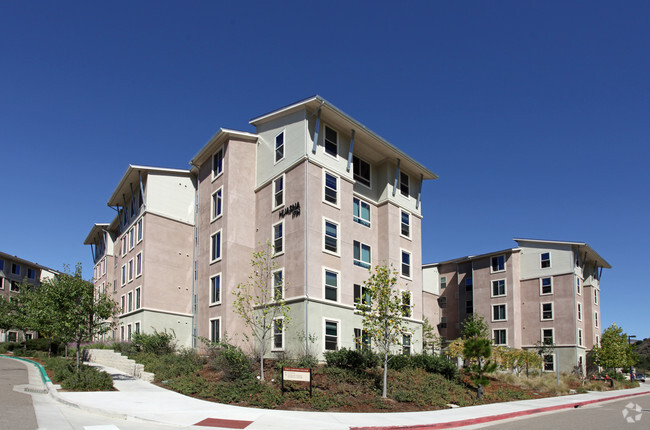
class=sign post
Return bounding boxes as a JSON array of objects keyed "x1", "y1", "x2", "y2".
[{"x1": 281, "y1": 367, "x2": 312, "y2": 397}]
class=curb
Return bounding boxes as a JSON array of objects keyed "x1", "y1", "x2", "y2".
[
  {"x1": 352, "y1": 389, "x2": 650, "y2": 430},
  {"x1": 6, "y1": 355, "x2": 52, "y2": 384}
]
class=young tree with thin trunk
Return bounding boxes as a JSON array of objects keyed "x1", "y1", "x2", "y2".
[
  {"x1": 592, "y1": 323, "x2": 638, "y2": 373},
  {"x1": 233, "y1": 242, "x2": 291, "y2": 381},
  {"x1": 358, "y1": 265, "x2": 410, "y2": 399}
]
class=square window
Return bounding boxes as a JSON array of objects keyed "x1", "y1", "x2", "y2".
[
  {"x1": 323, "y1": 219, "x2": 339, "y2": 254},
  {"x1": 324, "y1": 126, "x2": 338, "y2": 157},
  {"x1": 210, "y1": 231, "x2": 222, "y2": 262},
  {"x1": 493, "y1": 329, "x2": 507, "y2": 345},
  {"x1": 11, "y1": 263, "x2": 20, "y2": 275},
  {"x1": 324, "y1": 320, "x2": 339, "y2": 351},
  {"x1": 400, "y1": 210, "x2": 411, "y2": 238},
  {"x1": 353, "y1": 197, "x2": 371, "y2": 227},
  {"x1": 401, "y1": 250, "x2": 411, "y2": 278},
  {"x1": 211, "y1": 188, "x2": 223, "y2": 220},
  {"x1": 324, "y1": 269, "x2": 338, "y2": 301},
  {"x1": 440, "y1": 276, "x2": 447, "y2": 289},
  {"x1": 323, "y1": 172, "x2": 338, "y2": 206},
  {"x1": 275, "y1": 131, "x2": 284, "y2": 163},
  {"x1": 540, "y1": 277, "x2": 553, "y2": 295},
  {"x1": 492, "y1": 304, "x2": 507, "y2": 321},
  {"x1": 353, "y1": 241, "x2": 371, "y2": 269},
  {"x1": 353, "y1": 284, "x2": 371, "y2": 310},
  {"x1": 352, "y1": 156, "x2": 371, "y2": 187},
  {"x1": 491, "y1": 255, "x2": 505, "y2": 272},
  {"x1": 273, "y1": 221, "x2": 284, "y2": 255},
  {"x1": 210, "y1": 273, "x2": 221, "y2": 304},
  {"x1": 401, "y1": 290, "x2": 412, "y2": 317},
  {"x1": 10, "y1": 281, "x2": 20, "y2": 292},
  {"x1": 272, "y1": 176, "x2": 284, "y2": 210},
  {"x1": 541, "y1": 252, "x2": 551, "y2": 268},
  {"x1": 212, "y1": 148, "x2": 224, "y2": 179},
  {"x1": 399, "y1": 171, "x2": 410, "y2": 197},
  {"x1": 273, "y1": 318, "x2": 284, "y2": 350},
  {"x1": 492, "y1": 279, "x2": 506, "y2": 297},
  {"x1": 210, "y1": 318, "x2": 220, "y2": 343},
  {"x1": 273, "y1": 269, "x2": 284, "y2": 300},
  {"x1": 541, "y1": 303, "x2": 553, "y2": 320},
  {"x1": 27, "y1": 268, "x2": 35, "y2": 279}
]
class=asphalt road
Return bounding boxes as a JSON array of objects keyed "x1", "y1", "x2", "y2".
[
  {"x1": 472, "y1": 391, "x2": 650, "y2": 430},
  {"x1": 0, "y1": 357, "x2": 38, "y2": 430}
]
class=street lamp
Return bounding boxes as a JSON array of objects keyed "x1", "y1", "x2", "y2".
[{"x1": 628, "y1": 335, "x2": 636, "y2": 380}]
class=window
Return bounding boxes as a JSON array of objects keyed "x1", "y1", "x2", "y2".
[
  {"x1": 466, "y1": 300, "x2": 474, "y2": 314},
  {"x1": 595, "y1": 312, "x2": 599, "y2": 328},
  {"x1": 401, "y1": 250, "x2": 411, "y2": 278},
  {"x1": 540, "y1": 277, "x2": 553, "y2": 295},
  {"x1": 493, "y1": 329, "x2": 507, "y2": 345},
  {"x1": 402, "y1": 334, "x2": 412, "y2": 356},
  {"x1": 439, "y1": 316, "x2": 447, "y2": 328},
  {"x1": 492, "y1": 279, "x2": 506, "y2": 297},
  {"x1": 542, "y1": 329, "x2": 554, "y2": 345},
  {"x1": 11, "y1": 263, "x2": 20, "y2": 275},
  {"x1": 401, "y1": 290, "x2": 412, "y2": 317},
  {"x1": 577, "y1": 303, "x2": 582, "y2": 321},
  {"x1": 324, "y1": 320, "x2": 339, "y2": 351},
  {"x1": 323, "y1": 171, "x2": 338, "y2": 206},
  {"x1": 352, "y1": 156, "x2": 371, "y2": 187},
  {"x1": 272, "y1": 221, "x2": 284, "y2": 255},
  {"x1": 137, "y1": 218, "x2": 143, "y2": 243},
  {"x1": 27, "y1": 268, "x2": 35, "y2": 279},
  {"x1": 120, "y1": 295, "x2": 125, "y2": 314},
  {"x1": 491, "y1": 255, "x2": 505, "y2": 272},
  {"x1": 595, "y1": 335, "x2": 599, "y2": 347},
  {"x1": 135, "y1": 287, "x2": 141, "y2": 309},
  {"x1": 543, "y1": 354, "x2": 554, "y2": 371},
  {"x1": 354, "y1": 284, "x2": 371, "y2": 310},
  {"x1": 121, "y1": 265, "x2": 126, "y2": 286},
  {"x1": 540, "y1": 252, "x2": 551, "y2": 268},
  {"x1": 438, "y1": 296, "x2": 447, "y2": 308},
  {"x1": 135, "y1": 322, "x2": 141, "y2": 334},
  {"x1": 324, "y1": 269, "x2": 338, "y2": 302},
  {"x1": 353, "y1": 241, "x2": 371, "y2": 269},
  {"x1": 273, "y1": 318, "x2": 284, "y2": 350},
  {"x1": 10, "y1": 281, "x2": 20, "y2": 292},
  {"x1": 210, "y1": 318, "x2": 220, "y2": 343},
  {"x1": 353, "y1": 197, "x2": 370, "y2": 227},
  {"x1": 272, "y1": 176, "x2": 284, "y2": 210},
  {"x1": 594, "y1": 289, "x2": 598, "y2": 305},
  {"x1": 492, "y1": 304, "x2": 507, "y2": 321},
  {"x1": 275, "y1": 131, "x2": 284, "y2": 163},
  {"x1": 0, "y1": 260, "x2": 3, "y2": 271},
  {"x1": 127, "y1": 291, "x2": 133, "y2": 312},
  {"x1": 399, "y1": 171, "x2": 410, "y2": 197},
  {"x1": 120, "y1": 326, "x2": 125, "y2": 341},
  {"x1": 354, "y1": 328, "x2": 370, "y2": 351},
  {"x1": 578, "y1": 329, "x2": 583, "y2": 346},
  {"x1": 541, "y1": 303, "x2": 553, "y2": 320},
  {"x1": 211, "y1": 188, "x2": 223, "y2": 220},
  {"x1": 136, "y1": 252, "x2": 142, "y2": 277},
  {"x1": 323, "y1": 219, "x2": 339, "y2": 254},
  {"x1": 465, "y1": 277, "x2": 473, "y2": 290},
  {"x1": 324, "y1": 126, "x2": 338, "y2": 157},
  {"x1": 121, "y1": 237, "x2": 127, "y2": 256},
  {"x1": 576, "y1": 278, "x2": 581, "y2": 295},
  {"x1": 0, "y1": 276, "x2": 4, "y2": 289},
  {"x1": 440, "y1": 276, "x2": 447, "y2": 289},
  {"x1": 128, "y1": 259, "x2": 134, "y2": 282},
  {"x1": 210, "y1": 230, "x2": 222, "y2": 262},
  {"x1": 210, "y1": 273, "x2": 221, "y2": 304},
  {"x1": 129, "y1": 227, "x2": 134, "y2": 250},
  {"x1": 212, "y1": 147, "x2": 223, "y2": 179},
  {"x1": 272, "y1": 269, "x2": 283, "y2": 300},
  {"x1": 400, "y1": 210, "x2": 411, "y2": 238}
]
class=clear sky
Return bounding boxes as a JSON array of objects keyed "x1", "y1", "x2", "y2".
[{"x1": 1, "y1": 1, "x2": 648, "y2": 339}]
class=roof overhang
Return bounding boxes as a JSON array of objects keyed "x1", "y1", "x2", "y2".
[
  {"x1": 83, "y1": 223, "x2": 110, "y2": 245},
  {"x1": 0, "y1": 251, "x2": 59, "y2": 274},
  {"x1": 189, "y1": 128, "x2": 259, "y2": 168},
  {"x1": 514, "y1": 238, "x2": 611, "y2": 269},
  {"x1": 250, "y1": 95, "x2": 438, "y2": 181},
  {"x1": 107, "y1": 165, "x2": 192, "y2": 207},
  {"x1": 424, "y1": 247, "x2": 520, "y2": 267}
]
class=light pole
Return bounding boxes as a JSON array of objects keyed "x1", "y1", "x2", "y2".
[{"x1": 628, "y1": 335, "x2": 636, "y2": 380}]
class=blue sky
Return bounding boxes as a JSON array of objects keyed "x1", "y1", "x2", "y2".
[{"x1": 1, "y1": 2, "x2": 648, "y2": 339}]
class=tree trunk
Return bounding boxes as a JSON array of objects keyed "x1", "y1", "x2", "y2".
[
  {"x1": 382, "y1": 352, "x2": 388, "y2": 398},
  {"x1": 76, "y1": 339, "x2": 82, "y2": 370}
]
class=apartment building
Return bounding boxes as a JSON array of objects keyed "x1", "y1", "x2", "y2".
[
  {"x1": 0, "y1": 251, "x2": 58, "y2": 342},
  {"x1": 86, "y1": 96, "x2": 437, "y2": 358},
  {"x1": 423, "y1": 238, "x2": 609, "y2": 373}
]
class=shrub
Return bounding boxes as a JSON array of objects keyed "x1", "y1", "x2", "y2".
[
  {"x1": 324, "y1": 348, "x2": 379, "y2": 370},
  {"x1": 135, "y1": 348, "x2": 204, "y2": 381},
  {"x1": 61, "y1": 365, "x2": 114, "y2": 391},
  {"x1": 387, "y1": 353, "x2": 458, "y2": 380},
  {"x1": 207, "y1": 342, "x2": 253, "y2": 381},
  {"x1": 0, "y1": 342, "x2": 23, "y2": 352},
  {"x1": 131, "y1": 330, "x2": 176, "y2": 354}
]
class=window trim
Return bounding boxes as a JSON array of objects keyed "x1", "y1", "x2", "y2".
[
  {"x1": 210, "y1": 230, "x2": 222, "y2": 263},
  {"x1": 322, "y1": 170, "x2": 340, "y2": 208},
  {"x1": 127, "y1": 291, "x2": 133, "y2": 313},
  {"x1": 354, "y1": 283, "x2": 371, "y2": 311},
  {"x1": 540, "y1": 277, "x2": 553, "y2": 295},
  {"x1": 491, "y1": 279, "x2": 506, "y2": 298},
  {"x1": 399, "y1": 171, "x2": 410, "y2": 199},
  {"x1": 400, "y1": 289, "x2": 413, "y2": 318},
  {"x1": 272, "y1": 317, "x2": 285, "y2": 351},
  {"x1": 576, "y1": 277, "x2": 582, "y2": 295},
  {"x1": 274, "y1": 130, "x2": 285, "y2": 164},
  {"x1": 120, "y1": 264, "x2": 126, "y2": 287},
  {"x1": 211, "y1": 187, "x2": 223, "y2": 221},
  {"x1": 129, "y1": 227, "x2": 135, "y2": 251},
  {"x1": 352, "y1": 155, "x2": 371, "y2": 189},
  {"x1": 402, "y1": 332, "x2": 412, "y2": 356},
  {"x1": 272, "y1": 174, "x2": 285, "y2": 211},
  {"x1": 272, "y1": 268, "x2": 284, "y2": 300},
  {"x1": 491, "y1": 303, "x2": 507, "y2": 322},
  {"x1": 400, "y1": 249, "x2": 412, "y2": 279},
  {"x1": 594, "y1": 311, "x2": 599, "y2": 328},
  {"x1": 134, "y1": 321, "x2": 141, "y2": 334},
  {"x1": 323, "y1": 267, "x2": 340, "y2": 303},
  {"x1": 353, "y1": 240, "x2": 371, "y2": 269},
  {"x1": 323, "y1": 318, "x2": 340, "y2": 352},
  {"x1": 540, "y1": 252, "x2": 551, "y2": 269},
  {"x1": 137, "y1": 218, "x2": 143, "y2": 243},
  {"x1": 490, "y1": 255, "x2": 506, "y2": 273},
  {"x1": 493, "y1": 328, "x2": 508, "y2": 346},
  {"x1": 209, "y1": 273, "x2": 222, "y2": 306},
  {"x1": 272, "y1": 220, "x2": 284, "y2": 256},
  {"x1": 578, "y1": 328, "x2": 583, "y2": 346},
  {"x1": 322, "y1": 218, "x2": 340, "y2": 256},
  {"x1": 543, "y1": 353, "x2": 555, "y2": 372},
  {"x1": 440, "y1": 276, "x2": 447, "y2": 290},
  {"x1": 212, "y1": 147, "x2": 224, "y2": 181},
  {"x1": 135, "y1": 252, "x2": 142, "y2": 278},
  {"x1": 577, "y1": 302, "x2": 582, "y2": 321},
  {"x1": 135, "y1": 286, "x2": 141, "y2": 309},
  {"x1": 541, "y1": 328, "x2": 555, "y2": 345},
  {"x1": 120, "y1": 294, "x2": 126, "y2": 314},
  {"x1": 400, "y1": 210, "x2": 412, "y2": 240},
  {"x1": 0, "y1": 276, "x2": 4, "y2": 290},
  {"x1": 541, "y1": 302, "x2": 554, "y2": 321},
  {"x1": 353, "y1": 197, "x2": 371, "y2": 227},
  {"x1": 121, "y1": 237, "x2": 127, "y2": 257},
  {"x1": 209, "y1": 317, "x2": 221, "y2": 344},
  {"x1": 323, "y1": 125, "x2": 338, "y2": 159}
]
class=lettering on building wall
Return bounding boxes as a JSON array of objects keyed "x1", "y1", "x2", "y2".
[{"x1": 279, "y1": 202, "x2": 301, "y2": 219}]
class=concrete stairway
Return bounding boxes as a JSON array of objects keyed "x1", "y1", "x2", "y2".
[{"x1": 86, "y1": 349, "x2": 154, "y2": 382}]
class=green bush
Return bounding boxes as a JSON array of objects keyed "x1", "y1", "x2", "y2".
[
  {"x1": 131, "y1": 330, "x2": 176, "y2": 354},
  {"x1": 111, "y1": 341, "x2": 139, "y2": 355},
  {"x1": 387, "y1": 353, "x2": 458, "y2": 380},
  {"x1": 134, "y1": 348, "x2": 204, "y2": 381},
  {"x1": 207, "y1": 342, "x2": 253, "y2": 381},
  {"x1": 0, "y1": 342, "x2": 23, "y2": 352},
  {"x1": 61, "y1": 365, "x2": 114, "y2": 391},
  {"x1": 25, "y1": 338, "x2": 64, "y2": 354},
  {"x1": 324, "y1": 348, "x2": 379, "y2": 370}
]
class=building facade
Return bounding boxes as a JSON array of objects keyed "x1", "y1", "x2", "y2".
[{"x1": 422, "y1": 239, "x2": 609, "y2": 373}]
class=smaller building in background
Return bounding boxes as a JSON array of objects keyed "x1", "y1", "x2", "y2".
[
  {"x1": 423, "y1": 238, "x2": 610, "y2": 373},
  {"x1": 0, "y1": 251, "x2": 59, "y2": 342}
]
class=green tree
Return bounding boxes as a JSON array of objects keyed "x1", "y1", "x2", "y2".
[
  {"x1": 461, "y1": 314, "x2": 489, "y2": 339},
  {"x1": 421, "y1": 317, "x2": 442, "y2": 354},
  {"x1": 591, "y1": 323, "x2": 638, "y2": 372},
  {"x1": 357, "y1": 265, "x2": 409, "y2": 398},
  {"x1": 461, "y1": 314, "x2": 496, "y2": 386},
  {"x1": 233, "y1": 242, "x2": 291, "y2": 381}
]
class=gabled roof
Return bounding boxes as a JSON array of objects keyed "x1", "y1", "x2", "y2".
[
  {"x1": 189, "y1": 128, "x2": 259, "y2": 169},
  {"x1": 424, "y1": 247, "x2": 519, "y2": 267},
  {"x1": 514, "y1": 238, "x2": 611, "y2": 269},
  {"x1": 107, "y1": 164, "x2": 192, "y2": 207},
  {"x1": 250, "y1": 95, "x2": 438, "y2": 180}
]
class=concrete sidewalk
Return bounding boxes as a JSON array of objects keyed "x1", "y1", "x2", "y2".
[{"x1": 32, "y1": 360, "x2": 650, "y2": 430}]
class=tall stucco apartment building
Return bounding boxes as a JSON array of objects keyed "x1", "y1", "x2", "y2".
[
  {"x1": 0, "y1": 251, "x2": 58, "y2": 342},
  {"x1": 85, "y1": 96, "x2": 437, "y2": 356},
  {"x1": 423, "y1": 239, "x2": 610, "y2": 372}
]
